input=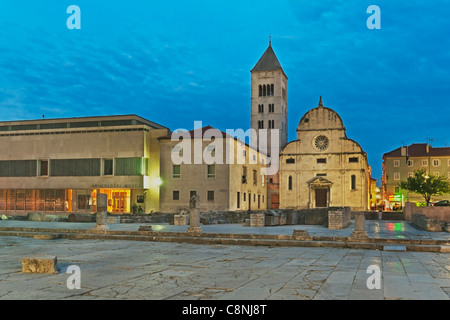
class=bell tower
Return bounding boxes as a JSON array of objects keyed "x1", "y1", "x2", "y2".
[{"x1": 250, "y1": 40, "x2": 288, "y2": 157}]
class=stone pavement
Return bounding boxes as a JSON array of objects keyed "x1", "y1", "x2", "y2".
[{"x1": 0, "y1": 220, "x2": 449, "y2": 300}]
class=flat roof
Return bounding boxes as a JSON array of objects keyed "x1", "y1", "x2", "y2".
[{"x1": 0, "y1": 114, "x2": 170, "y2": 131}]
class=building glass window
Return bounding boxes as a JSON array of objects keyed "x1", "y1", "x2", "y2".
[
  {"x1": 172, "y1": 165, "x2": 181, "y2": 178},
  {"x1": 207, "y1": 164, "x2": 215, "y2": 179},
  {"x1": 433, "y1": 159, "x2": 441, "y2": 167},
  {"x1": 39, "y1": 160, "x2": 49, "y2": 176},
  {"x1": 207, "y1": 190, "x2": 214, "y2": 201},
  {"x1": 351, "y1": 175, "x2": 356, "y2": 190},
  {"x1": 286, "y1": 158, "x2": 295, "y2": 164},
  {"x1": 407, "y1": 160, "x2": 413, "y2": 167},
  {"x1": 103, "y1": 159, "x2": 113, "y2": 176},
  {"x1": 349, "y1": 157, "x2": 359, "y2": 163},
  {"x1": 288, "y1": 176, "x2": 292, "y2": 190},
  {"x1": 422, "y1": 160, "x2": 428, "y2": 166},
  {"x1": 393, "y1": 160, "x2": 400, "y2": 167},
  {"x1": 190, "y1": 190, "x2": 197, "y2": 198},
  {"x1": 317, "y1": 158, "x2": 327, "y2": 164},
  {"x1": 172, "y1": 191, "x2": 179, "y2": 201},
  {"x1": 394, "y1": 172, "x2": 400, "y2": 180}
]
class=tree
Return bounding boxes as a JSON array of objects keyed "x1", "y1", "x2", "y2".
[{"x1": 398, "y1": 169, "x2": 450, "y2": 206}]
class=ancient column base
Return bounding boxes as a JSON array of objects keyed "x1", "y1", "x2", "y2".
[
  {"x1": 187, "y1": 226, "x2": 202, "y2": 233},
  {"x1": 350, "y1": 231, "x2": 369, "y2": 240}
]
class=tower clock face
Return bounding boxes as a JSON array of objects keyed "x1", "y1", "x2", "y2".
[{"x1": 314, "y1": 135, "x2": 329, "y2": 151}]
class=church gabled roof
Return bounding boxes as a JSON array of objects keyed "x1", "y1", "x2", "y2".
[{"x1": 251, "y1": 44, "x2": 285, "y2": 73}]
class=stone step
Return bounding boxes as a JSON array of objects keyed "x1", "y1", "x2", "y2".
[{"x1": 383, "y1": 245, "x2": 407, "y2": 252}]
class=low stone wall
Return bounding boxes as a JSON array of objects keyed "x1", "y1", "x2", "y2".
[
  {"x1": 328, "y1": 208, "x2": 351, "y2": 229},
  {"x1": 412, "y1": 213, "x2": 447, "y2": 232},
  {"x1": 404, "y1": 202, "x2": 450, "y2": 222}
]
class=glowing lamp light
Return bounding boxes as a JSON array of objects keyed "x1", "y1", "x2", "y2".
[{"x1": 151, "y1": 177, "x2": 163, "y2": 187}]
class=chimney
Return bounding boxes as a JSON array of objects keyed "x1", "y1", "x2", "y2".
[
  {"x1": 401, "y1": 147, "x2": 406, "y2": 156},
  {"x1": 426, "y1": 144, "x2": 429, "y2": 153}
]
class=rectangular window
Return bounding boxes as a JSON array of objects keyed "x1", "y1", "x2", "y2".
[
  {"x1": 207, "y1": 190, "x2": 214, "y2": 201},
  {"x1": 317, "y1": 158, "x2": 327, "y2": 164},
  {"x1": 51, "y1": 159, "x2": 100, "y2": 176},
  {"x1": 172, "y1": 165, "x2": 181, "y2": 178},
  {"x1": 351, "y1": 175, "x2": 356, "y2": 190},
  {"x1": 393, "y1": 160, "x2": 400, "y2": 167},
  {"x1": 433, "y1": 159, "x2": 440, "y2": 167},
  {"x1": 422, "y1": 160, "x2": 428, "y2": 166},
  {"x1": 407, "y1": 160, "x2": 413, "y2": 167},
  {"x1": 395, "y1": 187, "x2": 400, "y2": 193},
  {"x1": 243, "y1": 193, "x2": 246, "y2": 201},
  {"x1": 114, "y1": 157, "x2": 147, "y2": 176},
  {"x1": 253, "y1": 170, "x2": 257, "y2": 185},
  {"x1": 40, "y1": 160, "x2": 48, "y2": 176},
  {"x1": 172, "y1": 191, "x2": 179, "y2": 201},
  {"x1": 316, "y1": 173, "x2": 327, "y2": 177},
  {"x1": 207, "y1": 164, "x2": 215, "y2": 179},
  {"x1": 237, "y1": 192, "x2": 240, "y2": 209},
  {"x1": 394, "y1": 172, "x2": 400, "y2": 180},
  {"x1": 103, "y1": 159, "x2": 113, "y2": 176},
  {"x1": 190, "y1": 190, "x2": 197, "y2": 199},
  {"x1": 286, "y1": 158, "x2": 295, "y2": 164},
  {"x1": 242, "y1": 167, "x2": 247, "y2": 183},
  {"x1": 349, "y1": 157, "x2": 359, "y2": 163}
]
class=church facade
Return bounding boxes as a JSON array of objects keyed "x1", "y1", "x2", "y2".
[{"x1": 279, "y1": 98, "x2": 371, "y2": 211}]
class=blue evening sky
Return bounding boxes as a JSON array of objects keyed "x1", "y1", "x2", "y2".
[{"x1": 1, "y1": 1, "x2": 449, "y2": 183}]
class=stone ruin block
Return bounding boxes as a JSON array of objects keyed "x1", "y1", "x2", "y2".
[
  {"x1": 22, "y1": 255, "x2": 59, "y2": 274},
  {"x1": 250, "y1": 213, "x2": 265, "y2": 227},
  {"x1": 174, "y1": 214, "x2": 188, "y2": 226}
]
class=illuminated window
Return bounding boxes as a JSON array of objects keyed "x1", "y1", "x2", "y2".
[
  {"x1": 172, "y1": 165, "x2": 181, "y2": 178},
  {"x1": 393, "y1": 160, "x2": 400, "y2": 167},
  {"x1": 394, "y1": 172, "x2": 400, "y2": 180}
]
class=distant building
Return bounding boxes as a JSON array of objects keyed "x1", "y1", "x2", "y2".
[
  {"x1": 279, "y1": 97, "x2": 371, "y2": 211},
  {"x1": 382, "y1": 143, "x2": 450, "y2": 207},
  {"x1": 158, "y1": 126, "x2": 268, "y2": 213},
  {"x1": 0, "y1": 115, "x2": 169, "y2": 214},
  {"x1": 250, "y1": 41, "x2": 288, "y2": 208}
]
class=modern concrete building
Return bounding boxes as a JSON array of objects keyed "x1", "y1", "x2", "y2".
[
  {"x1": 279, "y1": 97, "x2": 371, "y2": 211},
  {"x1": 0, "y1": 115, "x2": 170, "y2": 214},
  {"x1": 250, "y1": 41, "x2": 288, "y2": 208},
  {"x1": 382, "y1": 143, "x2": 450, "y2": 208},
  {"x1": 158, "y1": 126, "x2": 268, "y2": 213}
]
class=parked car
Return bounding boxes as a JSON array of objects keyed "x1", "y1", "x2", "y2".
[{"x1": 432, "y1": 200, "x2": 450, "y2": 206}]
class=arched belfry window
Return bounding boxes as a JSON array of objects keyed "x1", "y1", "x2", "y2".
[
  {"x1": 263, "y1": 85, "x2": 266, "y2": 96},
  {"x1": 270, "y1": 84, "x2": 274, "y2": 96},
  {"x1": 259, "y1": 85, "x2": 262, "y2": 97},
  {"x1": 288, "y1": 176, "x2": 293, "y2": 190}
]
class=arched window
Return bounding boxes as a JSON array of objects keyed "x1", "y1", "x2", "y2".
[
  {"x1": 259, "y1": 85, "x2": 262, "y2": 97},
  {"x1": 263, "y1": 85, "x2": 266, "y2": 96},
  {"x1": 270, "y1": 84, "x2": 274, "y2": 96},
  {"x1": 288, "y1": 176, "x2": 293, "y2": 190}
]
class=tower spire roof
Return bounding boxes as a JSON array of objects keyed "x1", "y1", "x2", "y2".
[
  {"x1": 318, "y1": 96, "x2": 324, "y2": 107},
  {"x1": 251, "y1": 43, "x2": 284, "y2": 73}
]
